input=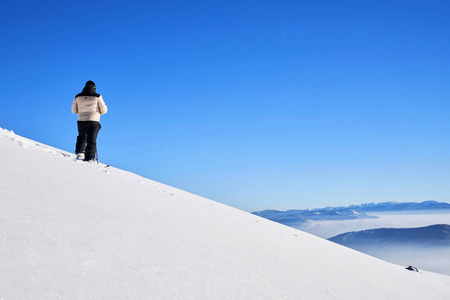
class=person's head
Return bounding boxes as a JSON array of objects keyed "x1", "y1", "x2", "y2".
[
  {"x1": 85, "y1": 80, "x2": 96, "y2": 87},
  {"x1": 82, "y1": 80, "x2": 97, "y2": 94}
]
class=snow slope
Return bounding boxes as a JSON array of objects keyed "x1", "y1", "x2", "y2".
[{"x1": 1, "y1": 127, "x2": 450, "y2": 300}]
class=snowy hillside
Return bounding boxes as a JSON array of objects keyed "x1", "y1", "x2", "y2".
[{"x1": 1, "y1": 127, "x2": 450, "y2": 300}]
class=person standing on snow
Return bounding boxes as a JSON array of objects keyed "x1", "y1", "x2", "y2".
[{"x1": 71, "y1": 80, "x2": 108, "y2": 162}]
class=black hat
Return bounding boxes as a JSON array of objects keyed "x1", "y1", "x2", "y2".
[{"x1": 85, "y1": 80, "x2": 96, "y2": 87}]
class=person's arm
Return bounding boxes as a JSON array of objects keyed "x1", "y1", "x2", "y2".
[
  {"x1": 71, "y1": 98, "x2": 78, "y2": 114},
  {"x1": 98, "y1": 95, "x2": 108, "y2": 114}
]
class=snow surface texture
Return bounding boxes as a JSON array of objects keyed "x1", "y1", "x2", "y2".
[{"x1": 1, "y1": 127, "x2": 450, "y2": 300}]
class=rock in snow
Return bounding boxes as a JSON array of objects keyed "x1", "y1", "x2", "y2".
[{"x1": 1, "y1": 127, "x2": 450, "y2": 299}]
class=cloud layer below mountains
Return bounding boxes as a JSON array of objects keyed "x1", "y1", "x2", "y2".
[
  {"x1": 298, "y1": 210, "x2": 450, "y2": 239},
  {"x1": 298, "y1": 211, "x2": 450, "y2": 276}
]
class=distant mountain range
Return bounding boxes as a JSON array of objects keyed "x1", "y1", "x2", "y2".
[
  {"x1": 252, "y1": 201, "x2": 450, "y2": 226},
  {"x1": 329, "y1": 201, "x2": 450, "y2": 212},
  {"x1": 329, "y1": 224, "x2": 450, "y2": 247},
  {"x1": 252, "y1": 209, "x2": 377, "y2": 226}
]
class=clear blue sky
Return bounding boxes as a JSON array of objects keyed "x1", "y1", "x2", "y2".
[{"x1": 1, "y1": 0, "x2": 449, "y2": 211}]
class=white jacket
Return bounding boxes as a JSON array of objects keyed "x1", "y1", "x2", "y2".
[{"x1": 72, "y1": 95, "x2": 108, "y2": 121}]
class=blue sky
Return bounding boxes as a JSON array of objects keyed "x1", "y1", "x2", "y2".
[{"x1": 1, "y1": 0, "x2": 450, "y2": 211}]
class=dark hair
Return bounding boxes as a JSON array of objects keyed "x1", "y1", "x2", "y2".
[{"x1": 85, "y1": 80, "x2": 96, "y2": 87}]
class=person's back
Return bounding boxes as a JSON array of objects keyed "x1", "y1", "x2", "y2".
[
  {"x1": 72, "y1": 81, "x2": 108, "y2": 162},
  {"x1": 72, "y1": 83, "x2": 107, "y2": 121}
]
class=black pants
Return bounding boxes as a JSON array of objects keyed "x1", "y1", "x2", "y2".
[{"x1": 75, "y1": 121, "x2": 101, "y2": 161}]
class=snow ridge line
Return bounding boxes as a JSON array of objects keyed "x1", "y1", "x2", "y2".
[
  {"x1": 0, "y1": 127, "x2": 187, "y2": 201},
  {"x1": 1, "y1": 127, "x2": 72, "y2": 159}
]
